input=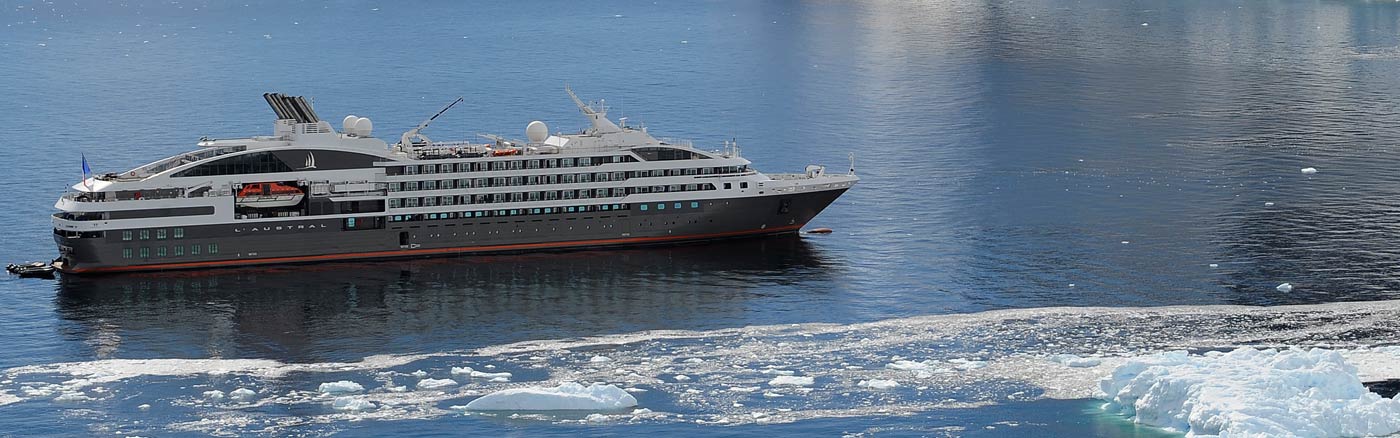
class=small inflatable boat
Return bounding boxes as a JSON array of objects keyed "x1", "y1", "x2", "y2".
[{"x1": 7, "y1": 262, "x2": 56, "y2": 278}]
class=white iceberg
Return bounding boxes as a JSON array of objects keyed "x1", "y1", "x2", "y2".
[
  {"x1": 416, "y1": 378, "x2": 457, "y2": 390},
  {"x1": 317, "y1": 381, "x2": 364, "y2": 394},
  {"x1": 450, "y1": 366, "x2": 512, "y2": 380},
  {"x1": 331, "y1": 396, "x2": 375, "y2": 411},
  {"x1": 201, "y1": 390, "x2": 225, "y2": 400},
  {"x1": 858, "y1": 379, "x2": 899, "y2": 390},
  {"x1": 1301, "y1": 167, "x2": 1318, "y2": 174},
  {"x1": 464, "y1": 382, "x2": 637, "y2": 411},
  {"x1": 1277, "y1": 282, "x2": 1294, "y2": 293},
  {"x1": 228, "y1": 388, "x2": 257, "y2": 402},
  {"x1": 1099, "y1": 347, "x2": 1400, "y2": 438},
  {"x1": 768, "y1": 376, "x2": 814, "y2": 387}
]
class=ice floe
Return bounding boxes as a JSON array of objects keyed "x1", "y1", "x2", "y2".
[
  {"x1": 1301, "y1": 167, "x2": 1318, "y2": 174},
  {"x1": 416, "y1": 378, "x2": 457, "y2": 390},
  {"x1": 768, "y1": 376, "x2": 814, "y2": 387},
  {"x1": 858, "y1": 379, "x2": 899, "y2": 390},
  {"x1": 317, "y1": 381, "x2": 364, "y2": 394},
  {"x1": 1100, "y1": 347, "x2": 1400, "y2": 437},
  {"x1": 450, "y1": 366, "x2": 512, "y2": 381},
  {"x1": 331, "y1": 396, "x2": 376, "y2": 411},
  {"x1": 202, "y1": 390, "x2": 225, "y2": 400},
  {"x1": 464, "y1": 382, "x2": 637, "y2": 411},
  {"x1": 1277, "y1": 282, "x2": 1294, "y2": 292},
  {"x1": 1050, "y1": 354, "x2": 1101, "y2": 368},
  {"x1": 228, "y1": 388, "x2": 257, "y2": 402}
]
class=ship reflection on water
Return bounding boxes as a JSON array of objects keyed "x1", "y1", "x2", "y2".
[{"x1": 53, "y1": 235, "x2": 836, "y2": 362}]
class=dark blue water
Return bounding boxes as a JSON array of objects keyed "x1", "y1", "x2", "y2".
[{"x1": 4, "y1": 0, "x2": 1400, "y2": 436}]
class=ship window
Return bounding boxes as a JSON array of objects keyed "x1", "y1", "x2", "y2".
[
  {"x1": 157, "y1": 246, "x2": 167, "y2": 257},
  {"x1": 173, "y1": 228, "x2": 184, "y2": 238},
  {"x1": 405, "y1": 165, "x2": 418, "y2": 175},
  {"x1": 657, "y1": 203, "x2": 665, "y2": 210},
  {"x1": 208, "y1": 243, "x2": 219, "y2": 254},
  {"x1": 139, "y1": 247, "x2": 149, "y2": 258},
  {"x1": 122, "y1": 231, "x2": 133, "y2": 241},
  {"x1": 139, "y1": 230, "x2": 150, "y2": 240},
  {"x1": 122, "y1": 248, "x2": 132, "y2": 259},
  {"x1": 172, "y1": 151, "x2": 293, "y2": 177},
  {"x1": 675, "y1": 203, "x2": 682, "y2": 209},
  {"x1": 600, "y1": 205, "x2": 609, "y2": 211},
  {"x1": 156, "y1": 229, "x2": 167, "y2": 239},
  {"x1": 191, "y1": 244, "x2": 201, "y2": 255},
  {"x1": 174, "y1": 245, "x2": 184, "y2": 256},
  {"x1": 691, "y1": 202, "x2": 699, "y2": 208},
  {"x1": 741, "y1": 182, "x2": 749, "y2": 189}
]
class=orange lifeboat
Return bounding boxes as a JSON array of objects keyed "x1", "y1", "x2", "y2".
[
  {"x1": 491, "y1": 148, "x2": 519, "y2": 157},
  {"x1": 236, "y1": 182, "x2": 305, "y2": 208}
]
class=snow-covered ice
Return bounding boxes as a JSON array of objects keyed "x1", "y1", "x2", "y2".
[
  {"x1": 228, "y1": 388, "x2": 257, "y2": 402},
  {"x1": 858, "y1": 379, "x2": 899, "y2": 390},
  {"x1": 331, "y1": 396, "x2": 375, "y2": 411},
  {"x1": 202, "y1": 390, "x2": 225, "y2": 400},
  {"x1": 1277, "y1": 282, "x2": 1294, "y2": 293},
  {"x1": 1099, "y1": 347, "x2": 1400, "y2": 437},
  {"x1": 1301, "y1": 167, "x2": 1318, "y2": 174},
  {"x1": 450, "y1": 366, "x2": 512, "y2": 380},
  {"x1": 886, "y1": 360, "x2": 935, "y2": 371},
  {"x1": 590, "y1": 356, "x2": 612, "y2": 363},
  {"x1": 464, "y1": 382, "x2": 638, "y2": 411},
  {"x1": 416, "y1": 378, "x2": 457, "y2": 390},
  {"x1": 768, "y1": 376, "x2": 814, "y2": 387},
  {"x1": 673, "y1": 374, "x2": 691, "y2": 382},
  {"x1": 1051, "y1": 354, "x2": 1102, "y2": 368},
  {"x1": 317, "y1": 381, "x2": 364, "y2": 394}
]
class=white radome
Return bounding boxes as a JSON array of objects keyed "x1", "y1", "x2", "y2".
[
  {"x1": 342, "y1": 115, "x2": 359, "y2": 133},
  {"x1": 526, "y1": 120, "x2": 549, "y2": 143},
  {"x1": 354, "y1": 117, "x2": 373, "y2": 137}
]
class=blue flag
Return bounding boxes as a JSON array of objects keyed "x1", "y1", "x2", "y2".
[{"x1": 81, "y1": 154, "x2": 92, "y2": 189}]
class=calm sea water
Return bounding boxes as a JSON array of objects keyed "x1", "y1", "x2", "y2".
[{"x1": 4, "y1": 0, "x2": 1400, "y2": 436}]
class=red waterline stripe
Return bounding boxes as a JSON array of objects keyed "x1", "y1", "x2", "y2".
[{"x1": 66, "y1": 224, "x2": 805, "y2": 274}]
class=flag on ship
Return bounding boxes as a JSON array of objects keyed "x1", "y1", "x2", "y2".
[{"x1": 81, "y1": 153, "x2": 92, "y2": 189}]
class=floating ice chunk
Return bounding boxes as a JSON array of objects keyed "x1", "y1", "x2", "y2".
[
  {"x1": 137, "y1": 403, "x2": 151, "y2": 410},
  {"x1": 949, "y1": 358, "x2": 987, "y2": 370},
  {"x1": 768, "y1": 376, "x2": 814, "y2": 387},
  {"x1": 417, "y1": 378, "x2": 457, "y2": 390},
  {"x1": 54, "y1": 392, "x2": 91, "y2": 402},
  {"x1": 585, "y1": 413, "x2": 611, "y2": 422},
  {"x1": 1301, "y1": 167, "x2": 1318, "y2": 174},
  {"x1": 858, "y1": 379, "x2": 899, "y2": 390},
  {"x1": 1264, "y1": 202, "x2": 1275, "y2": 206},
  {"x1": 1051, "y1": 354, "x2": 1102, "y2": 368},
  {"x1": 464, "y1": 382, "x2": 638, "y2": 411},
  {"x1": 1277, "y1": 282, "x2": 1294, "y2": 293},
  {"x1": 886, "y1": 360, "x2": 935, "y2": 371},
  {"x1": 1209, "y1": 263, "x2": 1219, "y2": 268},
  {"x1": 331, "y1": 396, "x2": 375, "y2": 411},
  {"x1": 727, "y1": 386, "x2": 761, "y2": 393},
  {"x1": 683, "y1": 358, "x2": 704, "y2": 364},
  {"x1": 1099, "y1": 347, "x2": 1400, "y2": 437},
  {"x1": 490, "y1": 376, "x2": 510, "y2": 383},
  {"x1": 450, "y1": 367, "x2": 512, "y2": 380},
  {"x1": 410, "y1": 370, "x2": 428, "y2": 378},
  {"x1": 590, "y1": 356, "x2": 613, "y2": 363},
  {"x1": 228, "y1": 388, "x2": 257, "y2": 402},
  {"x1": 673, "y1": 375, "x2": 691, "y2": 382},
  {"x1": 202, "y1": 390, "x2": 225, "y2": 400},
  {"x1": 317, "y1": 381, "x2": 364, "y2": 394}
]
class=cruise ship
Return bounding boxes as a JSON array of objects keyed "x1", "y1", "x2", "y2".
[{"x1": 50, "y1": 90, "x2": 857, "y2": 274}]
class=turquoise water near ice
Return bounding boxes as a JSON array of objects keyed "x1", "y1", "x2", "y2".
[{"x1": 4, "y1": 0, "x2": 1400, "y2": 436}]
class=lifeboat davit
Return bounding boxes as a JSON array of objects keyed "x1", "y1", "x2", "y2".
[{"x1": 236, "y1": 182, "x2": 305, "y2": 208}]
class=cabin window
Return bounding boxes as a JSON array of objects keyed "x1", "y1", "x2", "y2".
[
  {"x1": 156, "y1": 246, "x2": 167, "y2": 257},
  {"x1": 139, "y1": 230, "x2": 150, "y2": 240},
  {"x1": 152, "y1": 229, "x2": 163, "y2": 240},
  {"x1": 139, "y1": 247, "x2": 149, "y2": 258},
  {"x1": 122, "y1": 231, "x2": 133, "y2": 241},
  {"x1": 191, "y1": 244, "x2": 201, "y2": 255},
  {"x1": 173, "y1": 228, "x2": 184, "y2": 238},
  {"x1": 741, "y1": 182, "x2": 749, "y2": 189},
  {"x1": 657, "y1": 203, "x2": 665, "y2": 210},
  {"x1": 404, "y1": 165, "x2": 418, "y2": 175},
  {"x1": 174, "y1": 246, "x2": 184, "y2": 256},
  {"x1": 208, "y1": 243, "x2": 219, "y2": 254},
  {"x1": 122, "y1": 248, "x2": 132, "y2": 259},
  {"x1": 675, "y1": 203, "x2": 682, "y2": 209},
  {"x1": 691, "y1": 202, "x2": 699, "y2": 208},
  {"x1": 639, "y1": 204, "x2": 648, "y2": 211}
]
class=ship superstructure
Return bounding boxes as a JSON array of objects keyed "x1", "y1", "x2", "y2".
[{"x1": 50, "y1": 90, "x2": 857, "y2": 274}]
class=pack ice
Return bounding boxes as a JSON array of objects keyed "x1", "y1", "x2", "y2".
[
  {"x1": 464, "y1": 382, "x2": 637, "y2": 411},
  {"x1": 1099, "y1": 347, "x2": 1400, "y2": 437}
]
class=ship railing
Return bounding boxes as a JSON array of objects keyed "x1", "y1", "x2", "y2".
[{"x1": 106, "y1": 145, "x2": 247, "y2": 181}]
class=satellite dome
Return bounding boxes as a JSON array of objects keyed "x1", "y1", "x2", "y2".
[
  {"x1": 526, "y1": 120, "x2": 548, "y2": 143},
  {"x1": 353, "y1": 117, "x2": 373, "y2": 137},
  {"x1": 342, "y1": 115, "x2": 359, "y2": 134}
]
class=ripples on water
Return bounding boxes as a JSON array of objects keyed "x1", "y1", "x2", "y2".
[{"x1": 3, "y1": 0, "x2": 1400, "y2": 436}]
